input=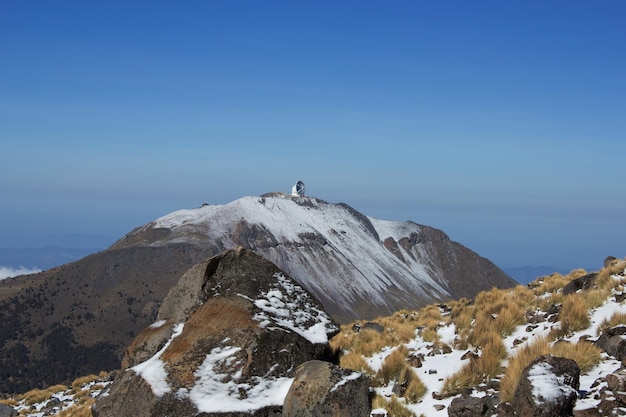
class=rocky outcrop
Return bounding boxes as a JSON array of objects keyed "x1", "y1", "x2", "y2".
[
  {"x1": 0, "y1": 404, "x2": 17, "y2": 417},
  {"x1": 596, "y1": 325, "x2": 626, "y2": 362},
  {"x1": 562, "y1": 273, "x2": 598, "y2": 295},
  {"x1": 93, "y1": 248, "x2": 341, "y2": 417},
  {"x1": 513, "y1": 355, "x2": 580, "y2": 417},
  {"x1": 448, "y1": 394, "x2": 497, "y2": 417},
  {"x1": 282, "y1": 360, "x2": 371, "y2": 417}
]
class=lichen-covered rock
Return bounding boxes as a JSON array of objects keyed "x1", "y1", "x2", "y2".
[
  {"x1": 513, "y1": 355, "x2": 580, "y2": 417},
  {"x1": 282, "y1": 360, "x2": 370, "y2": 417},
  {"x1": 93, "y1": 248, "x2": 340, "y2": 417}
]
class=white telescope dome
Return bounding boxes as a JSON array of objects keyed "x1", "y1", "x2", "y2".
[{"x1": 291, "y1": 181, "x2": 305, "y2": 197}]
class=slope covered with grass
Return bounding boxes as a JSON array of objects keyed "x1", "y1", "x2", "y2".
[{"x1": 331, "y1": 257, "x2": 626, "y2": 417}]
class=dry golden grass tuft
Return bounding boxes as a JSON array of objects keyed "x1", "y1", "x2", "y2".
[
  {"x1": 56, "y1": 397, "x2": 95, "y2": 417},
  {"x1": 419, "y1": 326, "x2": 440, "y2": 342},
  {"x1": 21, "y1": 384, "x2": 68, "y2": 406},
  {"x1": 339, "y1": 351, "x2": 374, "y2": 375},
  {"x1": 71, "y1": 373, "x2": 102, "y2": 390},
  {"x1": 377, "y1": 345, "x2": 409, "y2": 384},
  {"x1": 442, "y1": 335, "x2": 506, "y2": 397},
  {"x1": 404, "y1": 369, "x2": 427, "y2": 404},
  {"x1": 416, "y1": 304, "x2": 443, "y2": 322},
  {"x1": 0, "y1": 398, "x2": 18, "y2": 407},
  {"x1": 450, "y1": 304, "x2": 473, "y2": 335},
  {"x1": 596, "y1": 259, "x2": 626, "y2": 288},
  {"x1": 597, "y1": 311, "x2": 626, "y2": 336},
  {"x1": 500, "y1": 337, "x2": 550, "y2": 402},
  {"x1": 553, "y1": 293, "x2": 590, "y2": 338},
  {"x1": 533, "y1": 273, "x2": 569, "y2": 295},
  {"x1": 551, "y1": 340, "x2": 602, "y2": 373},
  {"x1": 372, "y1": 394, "x2": 416, "y2": 417},
  {"x1": 441, "y1": 361, "x2": 479, "y2": 397}
]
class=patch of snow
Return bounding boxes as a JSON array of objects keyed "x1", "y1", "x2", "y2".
[
  {"x1": 149, "y1": 319, "x2": 167, "y2": 329},
  {"x1": 132, "y1": 322, "x2": 184, "y2": 396},
  {"x1": 331, "y1": 371, "x2": 362, "y2": 392},
  {"x1": 527, "y1": 361, "x2": 577, "y2": 405},
  {"x1": 252, "y1": 273, "x2": 337, "y2": 344},
  {"x1": 187, "y1": 344, "x2": 293, "y2": 413}
]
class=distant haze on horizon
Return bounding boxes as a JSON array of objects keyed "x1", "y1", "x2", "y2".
[{"x1": 1, "y1": 1, "x2": 624, "y2": 272}]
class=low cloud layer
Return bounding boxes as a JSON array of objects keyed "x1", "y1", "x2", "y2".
[{"x1": 0, "y1": 266, "x2": 42, "y2": 280}]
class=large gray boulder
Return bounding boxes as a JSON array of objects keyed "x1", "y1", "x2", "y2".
[
  {"x1": 93, "y1": 248, "x2": 340, "y2": 417},
  {"x1": 595, "y1": 325, "x2": 626, "y2": 362},
  {"x1": 0, "y1": 404, "x2": 17, "y2": 417},
  {"x1": 282, "y1": 360, "x2": 370, "y2": 417},
  {"x1": 513, "y1": 355, "x2": 580, "y2": 417}
]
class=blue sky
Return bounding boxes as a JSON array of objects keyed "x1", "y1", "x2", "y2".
[{"x1": 1, "y1": 1, "x2": 624, "y2": 271}]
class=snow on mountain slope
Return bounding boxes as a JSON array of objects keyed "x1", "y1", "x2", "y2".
[{"x1": 123, "y1": 193, "x2": 515, "y2": 322}]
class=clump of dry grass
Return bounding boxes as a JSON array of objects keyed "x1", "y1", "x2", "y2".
[
  {"x1": 0, "y1": 398, "x2": 18, "y2": 407},
  {"x1": 597, "y1": 311, "x2": 626, "y2": 336},
  {"x1": 533, "y1": 273, "x2": 569, "y2": 295},
  {"x1": 372, "y1": 394, "x2": 416, "y2": 417},
  {"x1": 21, "y1": 384, "x2": 68, "y2": 406},
  {"x1": 596, "y1": 259, "x2": 626, "y2": 289},
  {"x1": 404, "y1": 370, "x2": 427, "y2": 404},
  {"x1": 552, "y1": 293, "x2": 590, "y2": 339},
  {"x1": 551, "y1": 340, "x2": 602, "y2": 373},
  {"x1": 419, "y1": 326, "x2": 440, "y2": 342},
  {"x1": 377, "y1": 345, "x2": 409, "y2": 384},
  {"x1": 56, "y1": 397, "x2": 96, "y2": 417},
  {"x1": 331, "y1": 314, "x2": 420, "y2": 359},
  {"x1": 71, "y1": 374, "x2": 101, "y2": 390},
  {"x1": 441, "y1": 335, "x2": 506, "y2": 397},
  {"x1": 500, "y1": 337, "x2": 550, "y2": 402},
  {"x1": 339, "y1": 351, "x2": 374, "y2": 374}
]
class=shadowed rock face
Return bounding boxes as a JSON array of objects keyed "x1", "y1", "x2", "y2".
[
  {"x1": 0, "y1": 194, "x2": 515, "y2": 392},
  {"x1": 94, "y1": 248, "x2": 340, "y2": 417}
]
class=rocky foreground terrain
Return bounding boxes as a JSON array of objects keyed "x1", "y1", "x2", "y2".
[{"x1": 2, "y1": 253, "x2": 626, "y2": 417}]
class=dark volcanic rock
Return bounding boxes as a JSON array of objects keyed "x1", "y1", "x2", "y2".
[
  {"x1": 562, "y1": 273, "x2": 598, "y2": 295},
  {"x1": 596, "y1": 325, "x2": 626, "y2": 361},
  {"x1": 94, "y1": 248, "x2": 340, "y2": 417},
  {"x1": 448, "y1": 394, "x2": 497, "y2": 417},
  {"x1": 513, "y1": 355, "x2": 580, "y2": 417}
]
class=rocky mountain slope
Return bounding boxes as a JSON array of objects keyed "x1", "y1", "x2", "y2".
[
  {"x1": 0, "y1": 193, "x2": 514, "y2": 393},
  {"x1": 115, "y1": 193, "x2": 515, "y2": 322},
  {"x1": 4, "y1": 256, "x2": 626, "y2": 417}
]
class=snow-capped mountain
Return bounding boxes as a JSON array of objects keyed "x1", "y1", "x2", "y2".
[
  {"x1": 0, "y1": 192, "x2": 514, "y2": 394},
  {"x1": 115, "y1": 193, "x2": 515, "y2": 322}
]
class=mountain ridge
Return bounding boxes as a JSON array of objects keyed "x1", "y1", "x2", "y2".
[
  {"x1": 113, "y1": 193, "x2": 516, "y2": 321},
  {"x1": 0, "y1": 192, "x2": 515, "y2": 393}
]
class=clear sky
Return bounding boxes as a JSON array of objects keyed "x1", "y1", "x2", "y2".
[{"x1": 1, "y1": 1, "x2": 624, "y2": 271}]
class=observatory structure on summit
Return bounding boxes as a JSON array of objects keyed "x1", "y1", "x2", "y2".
[{"x1": 291, "y1": 180, "x2": 305, "y2": 197}]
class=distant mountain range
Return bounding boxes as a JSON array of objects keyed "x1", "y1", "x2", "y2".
[{"x1": 504, "y1": 265, "x2": 590, "y2": 284}]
